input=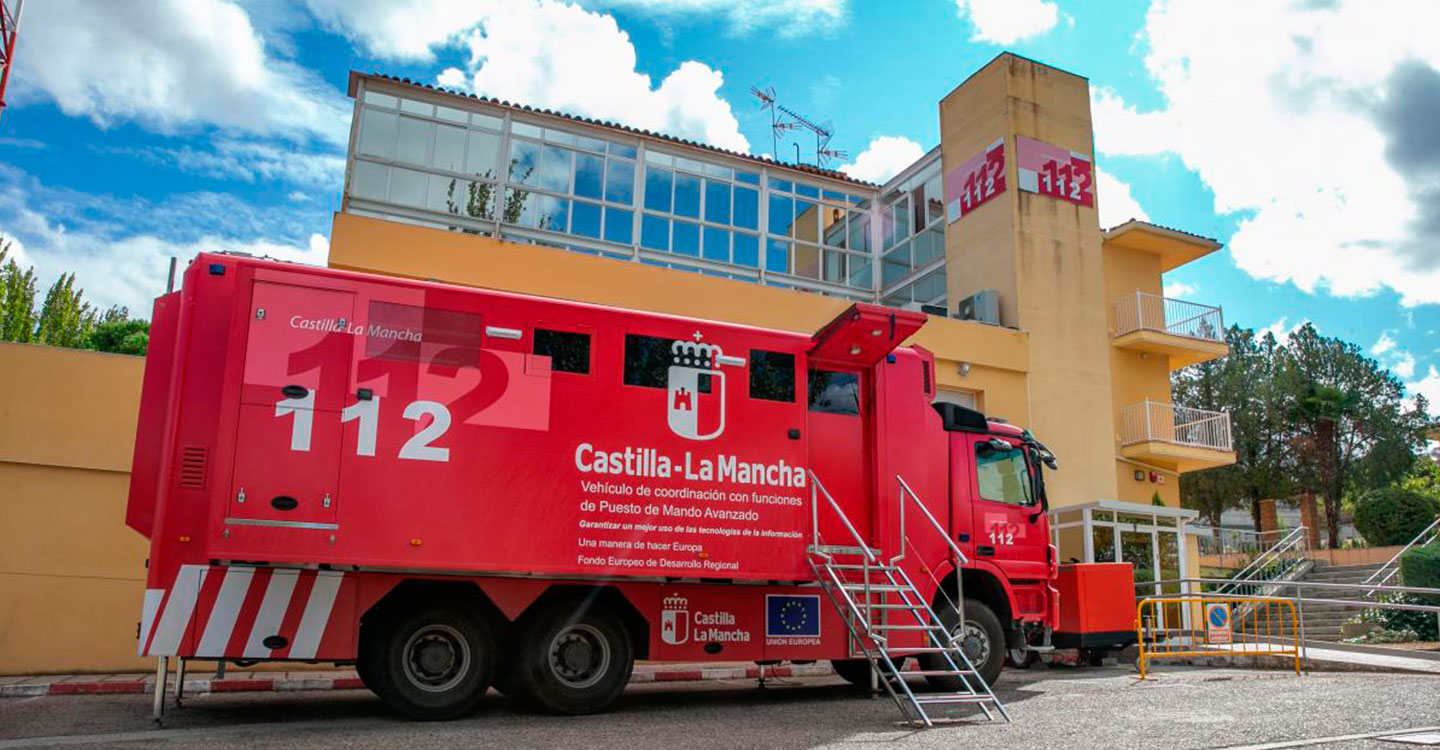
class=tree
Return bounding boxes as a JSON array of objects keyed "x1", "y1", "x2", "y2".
[
  {"x1": 34, "y1": 272, "x2": 96, "y2": 348},
  {"x1": 86, "y1": 306, "x2": 149, "y2": 355},
  {"x1": 1278, "y1": 324, "x2": 1430, "y2": 547},
  {"x1": 1173, "y1": 326, "x2": 1295, "y2": 527},
  {"x1": 0, "y1": 239, "x2": 38, "y2": 343}
]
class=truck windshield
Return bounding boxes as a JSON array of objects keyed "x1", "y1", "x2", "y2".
[{"x1": 975, "y1": 444, "x2": 1035, "y2": 506}]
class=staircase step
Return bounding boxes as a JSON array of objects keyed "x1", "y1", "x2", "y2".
[
  {"x1": 915, "y1": 695, "x2": 996, "y2": 705},
  {"x1": 840, "y1": 583, "x2": 911, "y2": 592},
  {"x1": 873, "y1": 624, "x2": 944, "y2": 631},
  {"x1": 828, "y1": 563, "x2": 901, "y2": 572}
]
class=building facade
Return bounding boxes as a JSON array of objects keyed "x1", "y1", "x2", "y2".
[{"x1": 332, "y1": 53, "x2": 1237, "y2": 589}]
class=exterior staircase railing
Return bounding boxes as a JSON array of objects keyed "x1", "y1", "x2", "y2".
[
  {"x1": 806, "y1": 470, "x2": 1008, "y2": 727},
  {"x1": 1217, "y1": 526, "x2": 1313, "y2": 601},
  {"x1": 1362, "y1": 516, "x2": 1440, "y2": 599}
]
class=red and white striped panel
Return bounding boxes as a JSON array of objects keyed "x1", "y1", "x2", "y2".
[{"x1": 138, "y1": 565, "x2": 350, "y2": 660}]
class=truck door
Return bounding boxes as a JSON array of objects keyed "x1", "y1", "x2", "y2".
[
  {"x1": 228, "y1": 281, "x2": 355, "y2": 529},
  {"x1": 806, "y1": 366, "x2": 873, "y2": 545},
  {"x1": 964, "y1": 435, "x2": 1048, "y2": 580}
]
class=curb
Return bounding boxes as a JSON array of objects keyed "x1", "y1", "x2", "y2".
[{"x1": 0, "y1": 663, "x2": 837, "y2": 699}]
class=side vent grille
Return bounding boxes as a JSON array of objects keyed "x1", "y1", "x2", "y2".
[{"x1": 178, "y1": 446, "x2": 208, "y2": 489}]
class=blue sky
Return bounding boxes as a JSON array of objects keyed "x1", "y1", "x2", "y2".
[{"x1": 1, "y1": 0, "x2": 1437, "y2": 412}]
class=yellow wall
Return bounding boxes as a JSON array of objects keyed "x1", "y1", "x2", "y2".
[
  {"x1": 0, "y1": 343, "x2": 151, "y2": 674},
  {"x1": 329, "y1": 213, "x2": 1036, "y2": 428},
  {"x1": 1103, "y1": 243, "x2": 1182, "y2": 507},
  {"x1": 939, "y1": 55, "x2": 1118, "y2": 510}
]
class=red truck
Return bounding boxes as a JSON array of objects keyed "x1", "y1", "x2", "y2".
[{"x1": 127, "y1": 253, "x2": 1062, "y2": 724}]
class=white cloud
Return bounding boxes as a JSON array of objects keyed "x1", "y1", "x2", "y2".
[
  {"x1": 17, "y1": 0, "x2": 350, "y2": 145},
  {"x1": 1095, "y1": 167, "x2": 1149, "y2": 228},
  {"x1": 311, "y1": 0, "x2": 749, "y2": 152},
  {"x1": 437, "y1": 67, "x2": 469, "y2": 90},
  {"x1": 1090, "y1": 1, "x2": 1440, "y2": 307},
  {"x1": 1407, "y1": 365, "x2": 1440, "y2": 415},
  {"x1": 1371, "y1": 331, "x2": 1399, "y2": 356},
  {"x1": 305, "y1": 0, "x2": 847, "y2": 61},
  {"x1": 954, "y1": 0, "x2": 1061, "y2": 45},
  {"x1": 1371, "y1": 331, "x2": 1420, "y2": 379},
  {"x1": 0, "y1": 166, "x2": 330, "y2": 313},
  {"x1": 839, "y1": 136, "x2": 925, "y2": 184},
  {"x1": 1259, "y1": 316, "x2": 1307, "y2": 343},
  {"x1": 1163, "y1": 281, "x2": 1197, "y2": 299},
  {"x1": 588, "y1": 0, "x2": 848, "y2": 38},
  {"x1": 102, "y1": 140, "x2": 346, "y2": 189}
]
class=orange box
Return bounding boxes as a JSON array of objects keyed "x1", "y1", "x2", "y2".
[{"x1": 1052, "y1": 563, "x2": 1136, "y2": 649}]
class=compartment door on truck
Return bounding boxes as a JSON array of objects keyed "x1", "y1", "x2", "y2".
[
  {"x1": 963, "y1": 436, "x2": 1048, "y2": 580},
  {"x1": 228, "y1": 281, "x2": 356, "y2": 529},
  {"x1": 806, "y1": 366, "x2": 873, "y2": 545}
]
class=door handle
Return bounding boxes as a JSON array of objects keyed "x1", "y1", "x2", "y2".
[
  {"x1": 957, "y1": 533, "x2": 971, "y2": 542},
  {"x1": 976, "y1": 545, "x2": 996, "y2": 557}
]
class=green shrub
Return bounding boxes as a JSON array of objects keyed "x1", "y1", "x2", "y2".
[
  {"x1": 1399, "y1": 544, "x2": 1440, "y2": 597},
  {"x1": 1358, "y1": 592, "x2": 1439, "y2": 641},
  {"x1": 1353, "y1": 487, "x2": 1440, "y2": 547}
]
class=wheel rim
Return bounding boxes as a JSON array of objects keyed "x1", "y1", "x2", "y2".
[
  {"x1": 548, "y1": 623, "x2": 611, "y2": 690},
  {"x1": 1008, "y1": 648, "x2": 1027, "y2": 664},
  {"x1": 959, "y1": 620, "x2": 991, "y2": 667},
  {"x1": 402, "y1": 624, "x2": 471, "y2": 693}
]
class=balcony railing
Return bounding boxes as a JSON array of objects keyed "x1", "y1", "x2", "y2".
[
  {"x1": 1120, "y1": 400, "x2": 1233, "y2": 451},
  {"x1": 1114, "y1": 291, "x2": 1224, "y2": 342}
]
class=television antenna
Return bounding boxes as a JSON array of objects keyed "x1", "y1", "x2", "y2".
[{"x1": 751, "y1": 84, "x2": 843, "y2": 168}]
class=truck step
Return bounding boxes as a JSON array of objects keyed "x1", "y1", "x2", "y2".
[
  {"x1": 826, "y1": 563, "x2": 901, "y2": 572},
  {"x1": 871, "y1": 624, "x2": 944, "y2": 631},
  {"x1": 839, "y1": 583, "x2": 910, "y2": 592},
  {"x1": 914, "y1": 695, "x2": 995, "y2": 705},
  {"x1": 900, "y1": 669, "x2": 982, "y2": 677}
]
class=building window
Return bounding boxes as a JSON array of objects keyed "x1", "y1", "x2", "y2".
[
  {"x1": 347, "y1": 89, "x2": 880, "y2": 294},
  {"x1": 749, "y1": 350, "x2": 796, "y2": 402},
  {"x1": 623, "y1": 334, "x2": 676, "y2": 388},
  {"x1": 807, "y1": 369, "x2": 859, "y2": 415},
  {"x1": 533, "y1": 328, "x2": 591, "y2": 374}
]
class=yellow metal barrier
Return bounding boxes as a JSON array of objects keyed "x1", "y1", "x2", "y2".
[{"x1": 1136, "y1": 596, "x2": 1302, "y2": 678}]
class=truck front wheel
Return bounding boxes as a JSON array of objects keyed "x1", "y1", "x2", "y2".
[
  {"x1": 919, "y1": 598, "x2": 1005, "y2": 689},
  {"x1": 361, "y1": 604, "x2": 497, "y2": 720},
  {"x1": 511, "y1": 599, "x2": 633, "y2": 714}
]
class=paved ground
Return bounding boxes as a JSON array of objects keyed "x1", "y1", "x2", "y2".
[{"x1": 1, "y1": 665, "x2": 1437, "y2": 749}]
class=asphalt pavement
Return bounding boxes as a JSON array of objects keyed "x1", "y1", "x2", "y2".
[{"x1": 1, "y1": 664, "x2": 1437, "y2": 749}]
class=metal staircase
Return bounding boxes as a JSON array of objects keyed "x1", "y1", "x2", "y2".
[{"x1": 807, "y1": 471, "x2": 1009, "y2": 727}]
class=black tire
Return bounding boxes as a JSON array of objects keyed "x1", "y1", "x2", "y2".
[
  {"x1": 509, "y1": 598, "x2": 633, "y2": 715},
  {"x1": 919, "y1": 598, "x2": 1005, "y2": 690},
  {"x1": 830, "y1": 658, "x2": 875, "y2": 688},
  {"x1": 1005, "y1": 648, "x2": 1037, "y2": 669},
  {"x1": 361, "y1": 603, "x2": 497, "y2": 720}
]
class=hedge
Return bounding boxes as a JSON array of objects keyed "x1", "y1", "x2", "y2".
[
  {"x1": 1353, "y1": 487, "x2": 1440, "y2": 547},
  {"x1": 1400, "y1": 543, "x2": 1440, "y2": 596}
]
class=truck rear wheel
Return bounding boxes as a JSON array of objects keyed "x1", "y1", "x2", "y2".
[
  {"x1": 510, "y1": 599, "x2": 633, "y2": 714},
  {"x1": 919, "y1": 598, "x2": 1005, "y2": 689},
  {"x1": 361, "y1": 603, "x2": 496, "y2": 720}
]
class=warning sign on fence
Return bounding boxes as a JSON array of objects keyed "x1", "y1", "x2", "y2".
[{"x1": 1205, "y1": 602, "x2": 1232, "y2": 645}]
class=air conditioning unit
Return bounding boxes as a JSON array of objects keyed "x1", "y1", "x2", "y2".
[{"x1": 957, "y1": 289, "x2": 1001, "y2": 326}]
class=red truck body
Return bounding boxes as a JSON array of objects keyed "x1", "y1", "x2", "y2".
[{"x1": 127, "y1": 253, "x2": 1060, "y2": 717}]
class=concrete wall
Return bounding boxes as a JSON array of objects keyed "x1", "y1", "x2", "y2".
[
  {"x1": 939, "y1": 55, "x2": 1118, "y2": 510},
  {"x1": 0, "y1": 343, "x2": 151, "y2": 674}
]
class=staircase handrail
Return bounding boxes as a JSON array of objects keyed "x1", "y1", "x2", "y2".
[
  {"x1": 808, "y1": 469, "x2": 877, "y2": 564},
  {"x1": 1362, "y1": 515, "x2": 1440, "y2": 598},
  {"x1": 1224, "y1": 526, "x2": 1307, "y2": 581},
  {"x1": 892, "y1": 475, "x2": 970, "y2": 567}
]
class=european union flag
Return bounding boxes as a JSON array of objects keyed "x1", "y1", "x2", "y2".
[{"x1": 766, "y1": 595, "x2": 821, "y2": 638}]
